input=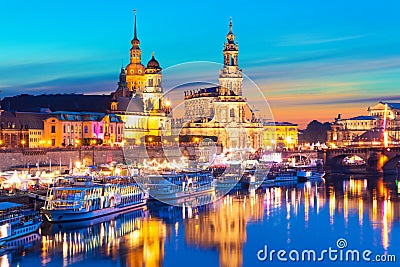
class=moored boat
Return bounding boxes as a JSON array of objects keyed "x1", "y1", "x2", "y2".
[
  {"x1": 41, "y1": 176, "x2": 148, "y2": 223},
  {"x1": 145, "y1": 170, "x2": 217, "y2": 202},
  {"x1": 0, "y1": 202, "x2": 42, "y2": 244}
]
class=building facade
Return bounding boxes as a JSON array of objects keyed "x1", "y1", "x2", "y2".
[
  {"x1": 327, "y1": 102, "x2": 400, "y2": 147},
  {"x1": 0, "y1": 110, "x2": 29, "y2": 148},
  {"x1": 43, "y1": 112, "x2": 124, "y2": 147},
  {"x1": 180, "y1": 19, "x2": 263, "y2": 150},
  {"x1": 263, "y1": 122, "x2": 298, "y2": 150},
  {"x1": 110, "y1": 11, "x2": 171, "y2": 144}
]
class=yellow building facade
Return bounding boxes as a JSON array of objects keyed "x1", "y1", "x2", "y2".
[{"x1": 263, "y1": 122, "x2": 298, "y2": 150}]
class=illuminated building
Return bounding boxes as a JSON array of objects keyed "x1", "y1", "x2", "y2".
[
  {"x1": 263, "y1": 121, "x2": 298, "y2": 150},
  {"x1": 180, "y1": 19, "x2": 263, "y2": 150},
  {"x1": 125, "y1": 10, "x2": 146, "y2": 94},
  {"x1": 0, "y1": 110, "x2": 29, "y2": 148},
  {"x1": 327, "y1": 102, "x2": 400, "y2": 147},
  {"x1": 43, "y1": 112, "x2": 124, "y2": 147},
  {"x1": 110, "y1": 11, "x2": 171, "y2": 143}
]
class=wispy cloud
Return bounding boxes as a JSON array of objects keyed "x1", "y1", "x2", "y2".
[{"x1": 276, "y1": 33, "x2": 372, "y2": 47}]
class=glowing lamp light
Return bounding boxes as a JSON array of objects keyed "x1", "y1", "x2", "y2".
[
  {"x1": 0, "y1": 223, "x2": 10, "y2": 238},
  {"x1": 75, "y1": 161, "x2": 82, "y2": 169}
]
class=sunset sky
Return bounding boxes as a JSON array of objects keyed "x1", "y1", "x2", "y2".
[{"x1": 1, "y1": 0, "x2": 400, "y2": 127}]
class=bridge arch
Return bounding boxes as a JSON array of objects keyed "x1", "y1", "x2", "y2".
[
  {"x1": 329, "y1": 154, "x2": 367, "y2": 167},
  {"x1": 382, "y1": 155, "x2": 400, "y2": 174}
]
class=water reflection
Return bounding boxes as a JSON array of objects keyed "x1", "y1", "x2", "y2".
[
  {"x1": 4, "y1": 175, "x2": 400, "y2": 267},
  {"x1": 184, "y1": 190, "x2": 264, "y2": 267},
  {"x1": 40, "y1": 208, "x2": 166, "y2": 267}
]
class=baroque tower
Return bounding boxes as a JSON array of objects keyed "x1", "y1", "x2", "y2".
[
  {"x1": 218, "y1": 18, "x2": 243, "y2": 96},
  {"x1": 143, "y1": 52, "x2": 164, "y2": 112},
  {"x1": 125, "y1": 10, "x2": 146, "y2": 95}
]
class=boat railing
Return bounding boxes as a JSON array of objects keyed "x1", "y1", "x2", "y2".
[{"x1": 48, "y1": 200, "x2": 83, "y2": 210}]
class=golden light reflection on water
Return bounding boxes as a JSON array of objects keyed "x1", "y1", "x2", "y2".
[
  {"x1": 181, "y1": 177, "x2": 399, "y2": 267},
  {"x1": 184, "y1": 192, "x2": 265, "y2": 267},
  {"x1": 33, "y1": 176, "x2": 400, "y2": 267},
  {"x1": 41, "y1": 209, "x2": 166, "y2": 267}
]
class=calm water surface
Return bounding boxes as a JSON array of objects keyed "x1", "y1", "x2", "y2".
[{"x1": 2, "y1": 175, "x2": 400, "y2": 267}]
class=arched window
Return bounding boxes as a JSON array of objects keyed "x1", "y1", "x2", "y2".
[{"x1": 230, "y1": 108, "x2": 235, "y2": 117}]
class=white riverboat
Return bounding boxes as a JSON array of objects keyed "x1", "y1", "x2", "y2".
[
  {"x1": 41, "y1": 176, "x2": 148, "y2": 223},
  {"x1": 143, "y1": 171, "x2": 217, "y2": 202},
  {"x1": 0, "y1": 202, "x2": 42, "y2": 244}
]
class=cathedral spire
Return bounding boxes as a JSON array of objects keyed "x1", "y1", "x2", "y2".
[
  {"x1": 229, "y1": 17, "x2": 233, "y2": 33},
  {"x1": 133, "y1": 9, "x2": 138, "y2": 40},
  {"x1": 131, "y1": 9, "x2": 140, "y2": 47}
]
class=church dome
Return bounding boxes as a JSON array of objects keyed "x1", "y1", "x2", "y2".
[{"x1": 146, "y1": 52, "x2": 161, "y2": 69}]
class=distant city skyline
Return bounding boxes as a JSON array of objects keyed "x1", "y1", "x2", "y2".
[{"x1": 1, "y1": 0, "x2": 400, "y2": 127}]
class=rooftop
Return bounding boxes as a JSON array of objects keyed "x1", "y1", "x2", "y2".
[
  {"x1": 263, "y1": 121, "x2": 298, "y2": 126},
  {"x1": 0, "y1": 202, "x2": 23, "y2": 211},
  {"x1": 1, "y1": 94, "x2": 112, "y2": 113},
  {"x1": 348, "y1": 116, "x2": 379, "y2": 121}
]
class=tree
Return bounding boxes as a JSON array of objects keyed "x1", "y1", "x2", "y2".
[{"x1": 300, "y1": 120, "x2": 331, "y2": 144}]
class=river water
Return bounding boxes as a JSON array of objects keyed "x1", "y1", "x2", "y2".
[{"x1": 2, "y1": 174, "x2": 400, "y2": 267}]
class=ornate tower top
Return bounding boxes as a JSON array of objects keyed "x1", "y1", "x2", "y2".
[
  {"x1": 226, "y1": 18, "x2": 235, "y2": 44},
  {"x1": 145, "y1": 52, "x2": 162, "y2": 73},
  {"x1": 219, "y1": 18, "x2": 242, "y2": 96},
  {"x1": 223, "y1": 18, "x2": 239, "y2": 66},
  {"x1": 131, "y1": 9, "x2": 140, "y2": 48}
]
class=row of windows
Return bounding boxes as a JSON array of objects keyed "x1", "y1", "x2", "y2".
[
  {"x1": 30, "y1": 130, "x2": 42, "y2": 135},
  {"x1": 346, "y1": 121, "x2": 375, "y2": 126},
  {"x1": 50, "y1": 124, "x2": 122, "y2": 135}
]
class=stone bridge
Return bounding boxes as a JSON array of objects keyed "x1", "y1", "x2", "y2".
[{"x1": 321, "y1": 147, "x2": 400, "y2": 174}]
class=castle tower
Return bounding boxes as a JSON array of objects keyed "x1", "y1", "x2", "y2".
[
  {"x1": 111, "y1": 67, "x2": 131, "y2": 111},
  {"x1": 218, "y1": 18, "x2": 243, "y2": 96},
  {"x1": 143, "y1": 52, "x2": 164, "y2": 112},
  {"x1": 125, "y1": 10, "x2": 146, "y2": 95}
]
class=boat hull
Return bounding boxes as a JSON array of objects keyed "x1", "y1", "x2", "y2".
[
  {"x1": 0, "y1": 221, "x2": 41, "y2": 243},
  {"x1": 150, "y1": 187, "x2": 215, "y2": 202},
  {"x1": 41, "y1": 201, "x2": 146, "y2": 223}
]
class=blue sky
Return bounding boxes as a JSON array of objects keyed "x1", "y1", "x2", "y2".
[{"x1": 1, "y1": 0, "x2": 400, "y2": 126}]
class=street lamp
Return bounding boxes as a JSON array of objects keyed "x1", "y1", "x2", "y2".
[
  {"x1": 91, "y1": 139, "x2": 97, "y2": 166},
  {"x1": 21, "y1": 140, "x2": 26, "y2": 148}
]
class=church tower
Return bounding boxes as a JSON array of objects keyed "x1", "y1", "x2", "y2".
[
  {"x1": 143, "y1": 52, "x2": 164, "y2": 112},
  {"x1": 218, "y1": 19, "x2": 243, "y2": 96},
  {"x1": 125, "y1": 10, "x2": 146, "y2": 95}
]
